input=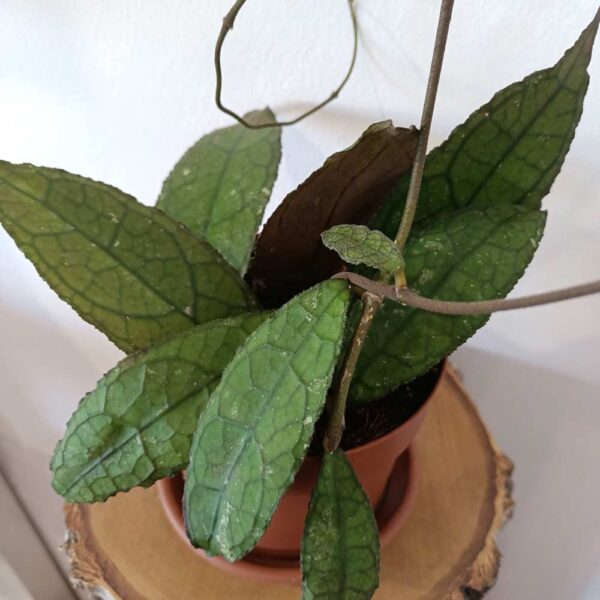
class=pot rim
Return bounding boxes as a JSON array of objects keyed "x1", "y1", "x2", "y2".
[{"x1": 156, "y1": 446, "x2": 418, "y2": 585}]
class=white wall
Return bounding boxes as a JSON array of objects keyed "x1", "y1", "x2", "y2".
[{"x1": 0, "y1": 2, "x2": 598, "y2": 598}]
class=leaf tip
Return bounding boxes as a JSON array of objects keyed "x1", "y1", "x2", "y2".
[
  {"x1": 578, "y1": 7, "x2": 600, "y2": 55},
  {"x1": 244, "y1": 107, "x2": 278, "y2": 127}
]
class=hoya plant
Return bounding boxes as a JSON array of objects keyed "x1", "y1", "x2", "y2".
[{"x1": 0, "y1": 3, "x2": 598, "y2": 599}]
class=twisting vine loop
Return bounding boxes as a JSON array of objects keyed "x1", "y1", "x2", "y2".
[{"x1": 214, "y1": 0, "x2": 359, "y2": 129}]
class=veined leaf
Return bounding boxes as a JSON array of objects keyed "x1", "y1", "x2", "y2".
[
  {"x1": 248, "y1": 122, "x2": 418, "y2": 307},
  {"x1": 157, "y1": 108, "x2": 281, "y2": 273},
  {"x1": 0, "y1": 162, "x2": 255, "y2": 352},
  {"x1": 374, "y1": 10, "x2": 599, "y2": 238},
  {"x1": 322, "y1": 224, "x2": 404, "y2": 275},
  {"x1": 51, "y1": 312, "x2": 269, "y2": 502},
  {"x1": 350, "y1": 205, "x2": 546, "y2": 402},
  {"x1": 301, "y1": 450, "x2": 380, "y2": 600},
  {"x1": 184, "y1": 280, "x2": 351, "y2": 560}
]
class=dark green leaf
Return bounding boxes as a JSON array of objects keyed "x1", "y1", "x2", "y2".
[
  {"x1": 322, "y1": 224, "x2": 404, "y2": 275},
  {"x1": 184, "y1": 280, "x2": 351, "y2": 560},
  {"x1": 248, "y1": 122, "x2": 418, "y2": 307},
  {"x1": 0, "y1": 162, "x2": 255, "y2": 352},
  {"x1": 374, "y1": 10, "x2": 599, "y2": 238},
  {"x1": 157, "y1": 108, "x2": 281, "y2": 273},
  {"x1": 51, "y1": 312, "x2": 269, "y2": 502},
  {"x1": 350, "y1": 205, "x2": 546, "y2": 402},
  {"x1": 301, "y1": 449, "x2": 380, "y2": 600}
]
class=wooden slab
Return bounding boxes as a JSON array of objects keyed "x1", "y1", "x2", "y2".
[{"x1": 64, "y1": 365, "x2": 513, "y2": 599}]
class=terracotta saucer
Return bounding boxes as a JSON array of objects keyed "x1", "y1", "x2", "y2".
[{"x1": 156, "y1": 445, "x2": 418, "y2": 586}]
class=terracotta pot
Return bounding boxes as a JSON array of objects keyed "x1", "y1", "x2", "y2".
[{"x1": 157, "y1": 360, "x2": 446, "y2": 584}]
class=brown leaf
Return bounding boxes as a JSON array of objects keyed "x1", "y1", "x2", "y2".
[{"x1": 247, "y1": 122, "x2": 418, "y2": 307}]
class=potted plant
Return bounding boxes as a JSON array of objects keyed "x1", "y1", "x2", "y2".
[{"x1": 0, "y1": 2, "x2": 598, "y2": 598}]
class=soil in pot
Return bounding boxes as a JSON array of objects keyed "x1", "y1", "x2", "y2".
[{"x1": 309, "y1": 360, "x2": 444, "y2": 453}]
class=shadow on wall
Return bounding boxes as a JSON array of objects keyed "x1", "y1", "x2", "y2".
[
  {"x1": 0, "y1": 300, "x2": 122, "y2": 582},
  {"x1": 453, "y1": 346, "x2": 600, "y2": 600},
  {"x1": 0, "y1": 302, "x2": 121, "y2": 443}
]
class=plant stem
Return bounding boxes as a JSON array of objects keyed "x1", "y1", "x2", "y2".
[
  {"x1": 323, "y1": 292, "x2": 382, "y2": 453},
  {"x1": 334, "y1": 271, "x2": 600, "y2": 315},
  {"x1": 394, "y1": 0, "x2": 455, "y2": 251},
  {"x1": 214, "y1": 0, "x2": 359, "y2": 129},
  {"x1": 323, "y1": 2, "x2": 455, "y2": 450}
]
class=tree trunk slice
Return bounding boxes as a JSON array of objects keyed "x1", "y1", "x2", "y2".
[{"x1": 64, "y1": 365, "x2": 513, "y2": 600}]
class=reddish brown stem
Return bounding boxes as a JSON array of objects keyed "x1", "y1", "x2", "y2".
[
  {"x1": 323, "y1": 292, "x2": 382, "y2": 453},
  {"x1": 334, "y1": 271, "x2": 600, "y2": 315}
]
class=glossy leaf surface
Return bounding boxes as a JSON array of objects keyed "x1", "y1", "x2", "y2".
[
  {"x1": 157, "y1": 108, "x2": 281, "y2": 273},
  {"x1": 248, "y1": 122, "x2": 418, "y2": 306},
  {"x1": 351, "y1": 206, "x2": 546, "y2": 402},
  {"x1": 184, "y1": 280, "x2": 351, "y2": 560},
  {"x1": 51, "y1": 312, "x2": 269, "y2": 502},
  {"x1": 0, "y1": 162, "x2": 254, "y2": 352},
  {"x1": 301, "y1": 449, "x2": 380, "y2": 600},
  {"x1": 374, "y1": 11, "x2": 599, "y2": 237},
  {"x1": 322, "y1": 224, "x2": 404, "y2": 275}
]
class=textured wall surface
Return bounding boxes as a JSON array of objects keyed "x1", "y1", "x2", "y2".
[{"x1": 0, "y1": 2, "x2": 599, "y2": 598}]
